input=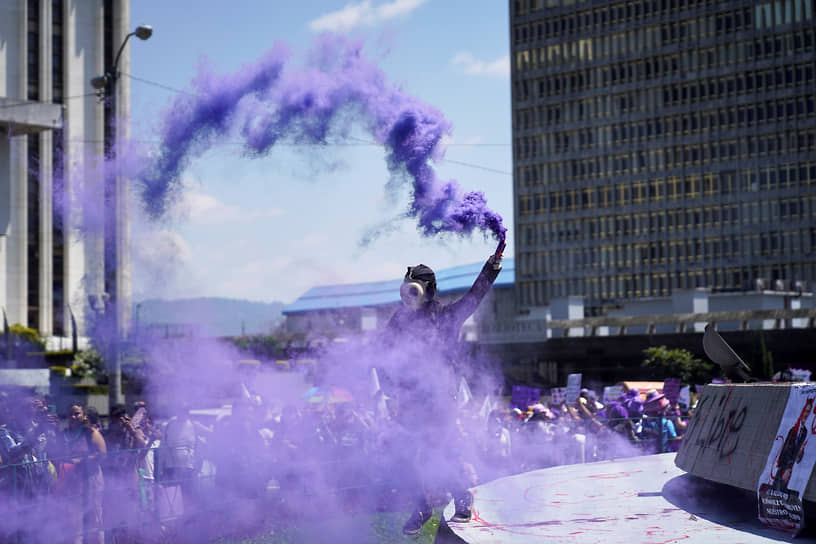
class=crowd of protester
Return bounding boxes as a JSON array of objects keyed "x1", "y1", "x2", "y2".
[
  {"x1": 483, "y1": 387, "x2": 690, "y2": 479},
  {"x1": 0, "y1": 383, "x2": 690, "y2": 543}
]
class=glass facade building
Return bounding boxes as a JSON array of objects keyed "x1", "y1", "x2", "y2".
[{"x1": 511, "y1": 0, "x2": 816, "y2": 315}]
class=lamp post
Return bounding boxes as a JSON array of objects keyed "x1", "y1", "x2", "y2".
[{"x1": 90, "y1": 24, "x2": 152, "y2": 409}]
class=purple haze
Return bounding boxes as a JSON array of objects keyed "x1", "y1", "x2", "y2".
[
  {"x1": 138, "y1": 34, "x2": 505, "y2": 242},
  {"x1": 0, "y1": 34, "x2": 527, "y2": 542}
]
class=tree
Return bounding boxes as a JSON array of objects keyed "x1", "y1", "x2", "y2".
[
  {"x1": 642, "y1": 345, "x2": 719, "y2": 384},
  {"x1": 229, "y1": 334, "x2": 280, "y2": 359}
]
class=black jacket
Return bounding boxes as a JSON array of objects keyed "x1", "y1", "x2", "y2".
[{"x1": 379, "y1": 257, "x2": 501, "y2": 428}]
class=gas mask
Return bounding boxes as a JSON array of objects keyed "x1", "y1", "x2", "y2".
[
  {"x1": 400, "y1": 265, "x2": 436, "y2": 309},
  {"x1": 400, "y1": 280, "x2": 428, "y2": 309}
]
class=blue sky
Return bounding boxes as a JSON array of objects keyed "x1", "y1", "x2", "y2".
[{"x1": 129, "y1": 0, "x2": 512, "y2": 304}]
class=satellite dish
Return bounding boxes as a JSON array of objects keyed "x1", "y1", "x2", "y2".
[{"x1": 703, "y1": 323, "x2": 753, "y2": 382}]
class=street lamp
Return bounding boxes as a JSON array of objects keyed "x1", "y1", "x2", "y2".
[
  {"x1": 90, "y1": 24, "x2": 152, "y2": 408},
  {"x1": 90, "y1": 25, "x2": 152, "y2": 96}
]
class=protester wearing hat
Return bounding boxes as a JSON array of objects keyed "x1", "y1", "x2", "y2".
[
  {"x1": 621, "y1": 388, "x2": 644, "y2": 418},
  {"x1": 643, "y1": 389, "x2": 670, "y2": 416},
  {"x1": 602, "y1": 397, "x2": 638, "y2": 443},
  {"x1": 641, "y1": 390, "x2": 678, "y2": 453}
]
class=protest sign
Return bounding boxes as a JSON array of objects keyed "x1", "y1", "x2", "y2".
[
  {"x1": 566, "y1": 373, "x2": 582, "y2": 404},
  {"x1": 757, "y1": 384, "x2": 816, "y2": 535},
  {"x1": 510, "y1": 385, "x2": 541, "y2": 410},
  {"x1": 550, "y1": 387, "x2": 567, "y2": 404},
  {"x1": 662, "y1": 377, "x2": 682, "y2": 405},
  {"x1": 603, "y1": 385, "x2": 624, "y2": 404},
  {"x1": 678, "y1": 385, "x2": 691, "y2": 408}
]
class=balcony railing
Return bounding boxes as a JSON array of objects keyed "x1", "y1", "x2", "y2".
[{"x1": 548, "y1": 307, "x2": 816, "y2": 337}]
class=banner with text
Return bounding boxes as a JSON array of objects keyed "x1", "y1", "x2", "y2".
[{"x1": 757, "y1": 383, "x2": 816, "y2": 535}]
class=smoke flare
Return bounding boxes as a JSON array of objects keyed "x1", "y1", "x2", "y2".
[{"x1": 138, "y1": 33, "x2": 506, "y2": 241}]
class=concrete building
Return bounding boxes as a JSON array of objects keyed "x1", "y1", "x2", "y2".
[
  {"x1": 283, "y1": 259, "x2": 517, "y2": 345},
  {"x1": 0, "y1": 0, "x2": 133, "y2": 344},
  {"x1": 510, "y1": 0, "x2": 816, "y2": 315}
]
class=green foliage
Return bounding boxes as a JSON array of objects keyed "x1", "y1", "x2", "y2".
[
  {"x1": 72, "y1": 347, "x2": 105, "y2": 378},
  {"x1": 59, "y1": 383, "x2": 108, "y2": 395},
  {"x1": 230, "y1": 334, "x2": 280, "y2": 359},
  {"x1": 642, "y1": 345, "x2": 719, "y2": 384},
  {"x1": 8, "y1": 323, "x2": 45, "y2": 350}
]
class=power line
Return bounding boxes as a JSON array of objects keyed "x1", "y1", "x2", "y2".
[
  {"x1": 122, "y1": 73, "x2": 197, "y2": 97},
  {"x1": 120, "y1": 72, "x2": 514, "y2": 175},
  {"x1": 62, "y1": 138, "x2": 513, "y2": 176},
  {"x1": 444, "y1": 159, "x2": 512, "y2": 176},
  {"x1": 347, "y1": 135, "x2": 512, "y2": 175}
]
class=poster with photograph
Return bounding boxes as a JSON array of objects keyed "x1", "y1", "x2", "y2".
[
  {"x1": 662, "y1": 377, "x2": 682, "y2": 405},
  {"x1": 550, "y1": 387, "x2": 567, "y2": 405},
  {"x1": 757, "y1": 384, "x2": 816, "y2": 535}
]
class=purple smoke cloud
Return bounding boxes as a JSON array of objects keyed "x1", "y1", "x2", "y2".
[{"x1": 138, "y1": 33, "x2": 505, "y2": 242}]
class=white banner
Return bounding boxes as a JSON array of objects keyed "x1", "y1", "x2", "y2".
[
  {"x1": 678, "y1": 385, "x2": 691, "y2": 408},
  {"x1": 603, "y1": 385, "x2": 624, "y2": 404},
  {"x1": 757, "y1": 384, "x2": 816, "y2": 535},
  {"x1": 566, "y1": 373, "x2": 582, "y2": 404}
]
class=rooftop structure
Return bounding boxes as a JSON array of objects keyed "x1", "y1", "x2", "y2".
[
  {"x1": 282, "y1": 259, "x2": 516, "y2": 339},
  {"x1": 283, "y1": 259, "x2": 516, "y2": 315}
]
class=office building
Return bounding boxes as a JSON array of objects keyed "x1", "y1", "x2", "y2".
[
  {"x1": 0, "y1": 0, "x2": 133, "y2": 341},
  {"x1": 511, "y1": 0, "x2": 816, "y2": 315}
]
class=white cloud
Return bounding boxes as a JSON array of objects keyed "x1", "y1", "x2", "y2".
[
  {"x1": 180, "y1": 189, "x2": 284, "y2": 225},
  {"x1": 309, "y1": 0, "x2": 429, "y2": 33},
  {"x1": 131, "y1": 229, "x2": 197, "y2": 299},
  {"x1": 296, "y1": 233, "x2": 332, "y2": 247},
  {"x1": 450, "y1": 52, "x2": 510, "y2": 78},
  {"x1": 136, "y1": 229, "x2": 193, "y2": 264},
  {"x1": 211, "y1": 256, "x2": 297, "y2": 301}
]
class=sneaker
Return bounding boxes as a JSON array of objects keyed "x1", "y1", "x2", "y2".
[
  {"x1": 451, "y1": 491, "x2": 473, "y2": 523},
  {"x1": 402, "y1": 507, "x2": 432, "y2": 535}
]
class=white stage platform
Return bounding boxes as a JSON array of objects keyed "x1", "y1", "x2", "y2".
[{"x1": 443, "y1": 453, "x2": 816, "y2": 543}]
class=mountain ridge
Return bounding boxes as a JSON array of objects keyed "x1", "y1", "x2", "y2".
[{"x1": 134, "y1": 297, "x2": 285, "y2": 337}]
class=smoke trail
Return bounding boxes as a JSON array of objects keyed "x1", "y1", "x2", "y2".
[{"x1": 138, "y1": 33, "x2": 506, "y2": 241}]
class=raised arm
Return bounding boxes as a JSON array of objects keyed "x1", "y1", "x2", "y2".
[{"x1": 444, "y1": 239, "x2": 504, "y2": 328}]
